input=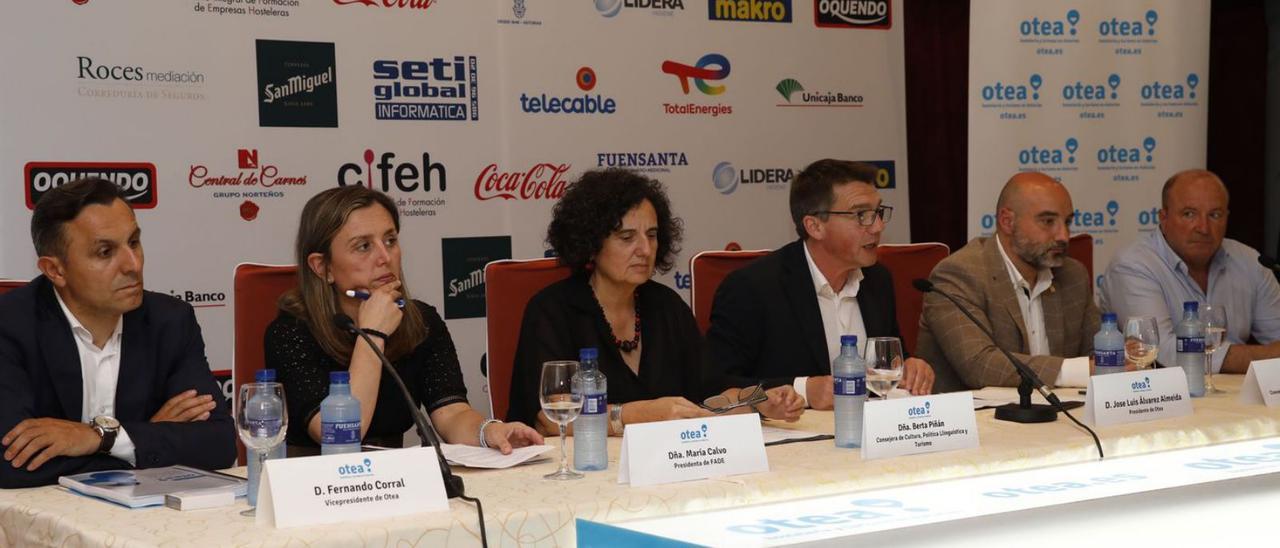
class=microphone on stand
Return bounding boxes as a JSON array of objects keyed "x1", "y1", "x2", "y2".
[
  {"x1": 331, "y1": 314, "x2": 465, "y2": 499},
  {"x1": 913, "y1": 279, "x2": 1103, "y2": 458}
]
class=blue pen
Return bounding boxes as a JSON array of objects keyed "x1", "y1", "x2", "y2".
[{"x1": 344, "y1": 289, "x2": 406, "y2": 309}]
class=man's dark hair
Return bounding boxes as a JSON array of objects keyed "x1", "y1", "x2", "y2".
[
  {"x1": 546, "y1": 168, "x2": 683, "y2": 274},
  {"x1": 30, "y1": 177, "x2": 127, "y2": 258},
  {"x1": 789, "y1": 159, "x2": 880, "y2": 239}
]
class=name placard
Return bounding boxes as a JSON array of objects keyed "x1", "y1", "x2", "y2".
[
  {"x1": 1240, "y1": 358, "x2": 1280, "y2": 406},
  {"x1": 617, "y1": 414, "x2": 768, "y2": 487},
  {"x1": 256, "y1": 447, "x2": 448, "y2": 528},
  {"x1": 1082, "y1": 368, "x2": 1192, "y2": 427},
  {"x1": 861, "y1": 392, "x2": 979, "y2": 460}
]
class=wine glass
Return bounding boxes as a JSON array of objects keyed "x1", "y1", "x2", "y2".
[
  {"x1": 1202, "y1": 304, "x2": 1227, "y2": 394},
  {"x1": 1123, "y1": 316, "x2": 1160, "y2": 370},
  {"x1": 540, "y1": 360, "x2": 583, "y2": 480},
  {"x1": 864, "y1": 337, "x2": 905, "y2": 400},
  {"x1": 237, "y1": 382, "x2": 287, "y2": 516}
]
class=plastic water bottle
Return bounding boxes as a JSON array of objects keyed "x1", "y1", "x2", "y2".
[
  {"x1": 1176, "y1": 301, "x2": 1207, "y2": 397},
  {"x1": 1093, "y1": 313, "x2": 1125, "y2": 375},
  {"x1": 832, "y1": 335, "x2": 866, "y2": 449},
  {"x1": 246, "y1": 369, "x2": 286, "y2": 506},
  {"x1": 320, "y1": 371, "x2": 362, "y2": 455},
  {"x1": 572, "y1": 347, "x2": 608, "y2": 471}
]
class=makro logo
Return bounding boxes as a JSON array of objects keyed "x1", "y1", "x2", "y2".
[
  {"x1": 334, "y1": 0, "x2": 434, "y2": 11},
  {"x1": 188, "y1": 149, "x2": 308, "y2": 197},
  {"x1": 474, "y1": 163, "x2": 571, "y2": 201},
  {"x1": 1073, "y1": 200, "x2": 1119, "y2": 232},
  {"x1": 1020, "y1": 9, "x2": 1079, "y2": 39},
  {"x1": 595, "y1": 0, "x2": 685, "y2": 18},
  {"x1": 815, "y1": 0, "x2": 891, "y2": 29},
  {"x1": 520, "y1": 67, "x2": 617, "y2": 115},
  {"x1": 337, "y1": 457, "x2": 375, "y2": 478},
  {"x1": 775, "y1": 78, "x2": 864, "y2": 107},
  {"x1": 373, "y1": 57, "x2": 479, "y2": 121},
  {"x1": 1183, "y1": 443, "x2": 1280, "y2": 471},
  {"x1": 1097, "y1": 136, "x2": 1156, "y2": 168},
  {"x1": 1099, "y1": 10, "x2": 1158, "y2": 40},
  {"x1": 1062, "y1": 73, "x2": 1121, "y2": 103},
  {"x1": 1017, "y1": 138, "x2": 1079, "y2": 172},
  {"x1": 712, "y1": 161, "x2": 794, "y2": 195},
  {"x1": 25, "y1": 162, "x2": 158, "y2": 210},
  {"x1": 256, "y1": 40, "x2": 338, "y2": 128},
  {"x1": 663, "y1": 54, "x2": 730, "y2": 95},
  {"x1": 680, "y1": 423, "x2": 709, "y2": 443},
  {"x1": 907, "y1": 401, "x2": 932, "y2": 418},
  {"x1": 596, "y1": 152, "x2": 689, "y2": 173},
  {"x1": 710, "y1": 0, "x2": 791, "y2": 23},
  {"x1": 1131, "y1": 376, "x2": 1152, "y2": 393}
]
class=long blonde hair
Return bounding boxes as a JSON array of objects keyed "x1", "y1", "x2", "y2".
[{"x1": 279, "y1": 186, "x2": 427, "y2": 362}]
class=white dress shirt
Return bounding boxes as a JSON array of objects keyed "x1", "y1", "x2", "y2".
[
  {"x1": 54, "y1": 290, "x2": 137, "y2": 465},
  {"x1": 794, "y1": 241, "x2": 868, "y2": 405},
  {"x1": 995, "y1": 235, "x2": 1090, "y2": 387}
]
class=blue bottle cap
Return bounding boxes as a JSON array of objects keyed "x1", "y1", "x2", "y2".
[
  {"x1": 579, "y1": 347, "x2": 598, "y2": 361},
  {"x1": 1102, "y1": 312, "x2": 1117, "y2": 323},
  {"x1": 329, "y1": 371, "x2": 350, "y2": 384},
  {"x1": 255, "y1": 369, "x2": 276, "y2": 382},
  {"x1": 840, "y1": 335, "x2": 858, "y2": 347},
  {"x1": 1184, "y1": 301, "x2": 1199, "y2": 312}
]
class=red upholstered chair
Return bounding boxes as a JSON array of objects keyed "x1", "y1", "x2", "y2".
[
  {"x1": 690, "y1": 249, "x2": 771, "y2": 335},
  {"x1": 484, "y1": 258, "x2": 572, "y2": 421},
  {"x1": 0, "y1": 279, "x2": 27, "y2": 295},
  {"x1": 876, "y1": 243, "x2": 950, "y2": 354},
  {"x1": 232, "y1": 263, "x2": 297, "y2": 464},
  {"x1": 1068, "y1": 233, "x2": 1094, "y2": 287}
]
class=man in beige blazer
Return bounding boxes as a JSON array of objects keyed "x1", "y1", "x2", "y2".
[{"x1": 916, "y1": 172, "x2": 1099, "y2": 392}]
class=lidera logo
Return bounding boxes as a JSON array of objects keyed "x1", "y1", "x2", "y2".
[
  {"x1": 596, "y1": 0, "x2": 684, "y2": 18},
  {"x1": 1100, "y1": 9, "x2": 1157, "y2": 36},
  {"x1": 1142, "y1": 73, "x2": 1200, "y2": 100},
  {"x1": 712, "y1": 161, "x2": 738, "y2": 194},
  {"x1": 981, "y1": 74, "x2": 1042, "y2": 102},
  {"x1": 1062, "y1": 74, "x2": 1120, "y2": 101},
  {"x1": 1019, "y1": 138, "x2": 1078, "y2": 166},
  {"x1": 1097, "y1": 137, "x2": 1156, "y2": 164},
  {"x1": 1020, "y1": 9, "x2": 1079, "y2": 36}
]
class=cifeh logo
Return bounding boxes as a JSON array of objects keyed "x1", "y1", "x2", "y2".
[
  {"x1": 978, "y1": 74, "x2": 1043, "y2": 120},
  {"x1": 662, "y1": 54, "x2": 732, "y2": 116},
  {"x1": 474, "y1": 163, "x2": 571, "y2": 201},
  {"x1": 595, "y1": 0, "x2": 685, "y2": 18},
  {"x1": 520, "y1": 66, "x2": 617, "y2": 114},
  {"x1": 815, "y1": 0, "x2": 891, "y2": 29},
  {"x1": 1017, "y1": 138, "x2": 1079, "y2": 173},
  {"x1": 711, "y1": 161, "x2": 794, "y2": 195},
  {"x1": 334, "y1": 0, "x2": 434, "y2": 11},
  {"x1": 775, "y1": 78, "x2": 864, "y2": 108},
  {"x1": 596, "y1": 151, "x2": 689, "y2": 173},
  {"x1": 24, "y1": 162, "x2": 157, "y2": 210},
  {"x1": 74, "y1": 55, "x2": 207, "y2": 102},
  {"x1": 338, "y1": 150, "x2": 447, "y2": 218},
  {"x1": 373, "y1": 56, "x2": 479, "y2": 121},
  {"x1": 709, "y1": 0, "x2": 791, "y2": 23},
  {"x1": 441, "y1": 236, "x2": 512, "y2": 319},
  {"x1": 256, "y1": 40, "x2": 338, "y2": 128}
]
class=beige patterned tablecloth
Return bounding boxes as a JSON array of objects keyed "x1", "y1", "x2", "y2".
[{"x1": 2, "y1": 375, "x2": 1277, "y2": 547}]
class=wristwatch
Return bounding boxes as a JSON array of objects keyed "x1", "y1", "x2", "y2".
[
  {"x1": 91, "y1": 415, "x2": 120, "y2": 454},
  {"x1": 608, "y1": 404, "x2": 624, "y2": 435}
]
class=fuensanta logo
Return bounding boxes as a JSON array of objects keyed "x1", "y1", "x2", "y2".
[{"x1": 474, "y1": 163, "x2": 571, "y2": 201}]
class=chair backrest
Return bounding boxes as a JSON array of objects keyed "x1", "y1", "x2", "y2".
[
  {"x1": 690, "y1": 250, "x2": 771, "y2": 335},
  {"x1": 0, "y1": 279, "x2": 27, "y2": 295},
  {"x1": 1068, "y1": 233, "x2": 1094, "y2": 286},
  {"x1": 876, "y1": 243, "x2": 950, "y2": 354},
  {"x1": 233, "y1": 263, "x2": 297, "y2": 464},
  {"x1": 484, "y1": 258, "x2": 572, "y2": 421}
]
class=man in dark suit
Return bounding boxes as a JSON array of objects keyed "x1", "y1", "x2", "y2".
[
  {"x1": 708, "y1": 160, "x2": 935, "y2": 409},
  {"x1": 1, "y1": 178, "x2": 235, "y2": 488}
]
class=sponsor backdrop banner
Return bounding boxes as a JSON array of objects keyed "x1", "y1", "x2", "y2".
[
  {"x1": 968, "y1": 0, "x2": 1209, "y2": 288},
  {"x1": 0, "y1": 0, "x2": 910, "y2": 418}
]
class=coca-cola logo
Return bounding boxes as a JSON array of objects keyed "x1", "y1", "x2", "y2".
[
  {"x1": 189, "y1": 149, "x2": 307, "y2": 190},
  {"x1": 474, "y1": 163, "x2": 570, "y2": 201},
  {"x1": 334, "y1": 0, "x2": 435, "y2": 10}
]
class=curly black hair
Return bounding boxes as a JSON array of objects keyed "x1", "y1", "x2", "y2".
[{"x1": 546, "y1": 168, "x2": 683, "y2": 274}]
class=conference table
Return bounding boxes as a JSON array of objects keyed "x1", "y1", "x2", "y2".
[{"x1": 2, "y1": 375, "x2": 1278, "y2": 547}]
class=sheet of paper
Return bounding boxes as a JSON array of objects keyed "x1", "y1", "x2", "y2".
[{"x1": 440, "y1": 443, "x2": 555, "y2": 469}]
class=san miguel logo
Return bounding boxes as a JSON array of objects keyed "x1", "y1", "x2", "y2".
[
  {"x1": 256, "y1": 40, "x2": 338, "y2": 128},
  {"x1": 25, "y1": 162, "x2": 157, "y2": 210},
  {"x1": 474, "y1": 163, "x2": 571, "y2": 201},
  {"x1": 333, "y1": 0, "x2": 435, "y2": 10},
  {"x1": 815, "y1": 0, "x2": 891, "y2": 29}
]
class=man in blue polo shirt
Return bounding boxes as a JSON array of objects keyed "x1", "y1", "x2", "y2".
[{"x1": 1100, "y1": 169, "x2": 1280, "y2": 374}]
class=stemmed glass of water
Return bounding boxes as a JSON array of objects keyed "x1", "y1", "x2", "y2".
[
  {"x1": 540, "y1": 360, "x2": 584, "y2": 480},
  {"x1": 1202, "y1": 304, "x2": 1227, "y2": 394},
  {"x1": 1124, "y1": 316, "x2": 1160, "y2": 370},
  {"x1": 236, "y1": 382, "x2": 287, "y2": 516},
  {"x1": 865, "y1": 337, "x2": 905, "y2": 400}
]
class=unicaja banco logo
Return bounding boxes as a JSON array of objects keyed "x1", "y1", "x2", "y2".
[
  {"x1": 662, "y1": 54, "x2": 730, "y2": 95},
  {"x1": 337, "y1": 458, "x2": 374, "y2": 477},
  {"x1": 680, "y1": 423, "x2": 709, "y2": 442},
  {"x1": 775, "y1": 78, "x2": 864, "y2": 107}
]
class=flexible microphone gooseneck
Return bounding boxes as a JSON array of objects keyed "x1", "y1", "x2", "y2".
[
  {"x1": 333, "y1": 314, "x2": 491, "y2": 547},
  {"x1": 913, "y1": 279, "x2": 1104, "y2": 459}
]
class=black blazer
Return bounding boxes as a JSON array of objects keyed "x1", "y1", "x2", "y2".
[
  {"x1": 0, "y1": 277, "x2": 235, "y2": 488},
  {"x1": 707, "y1": 239, "x2": 904, "y2": 389}
]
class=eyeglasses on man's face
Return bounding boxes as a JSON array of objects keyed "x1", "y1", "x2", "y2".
[{"x1": 810, "y1": 205, "x2": 894, "y2": 227}]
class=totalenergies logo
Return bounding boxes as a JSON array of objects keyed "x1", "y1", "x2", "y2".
[{"x1": 662, "y1": 54, "x2": 730, "y2": 95}]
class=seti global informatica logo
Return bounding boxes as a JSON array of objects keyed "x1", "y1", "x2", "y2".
[{"x1": 373, "y1": 57, "x2": 479, "y2": 121}]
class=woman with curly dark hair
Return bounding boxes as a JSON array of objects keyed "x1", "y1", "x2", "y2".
[{"x1": 507, "y1": 169, "x2": 805, "y2": 436}]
